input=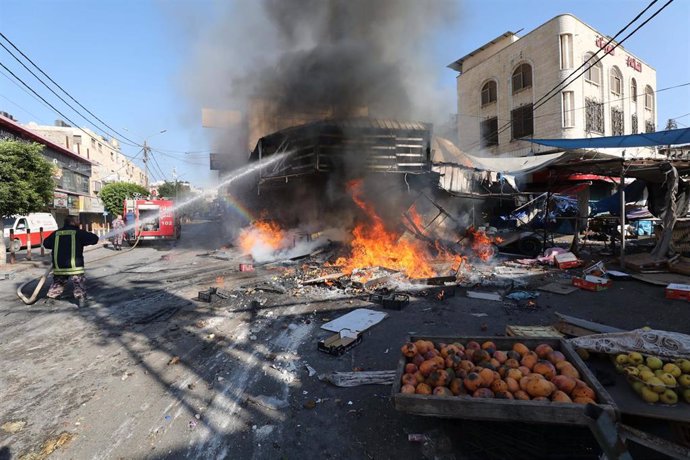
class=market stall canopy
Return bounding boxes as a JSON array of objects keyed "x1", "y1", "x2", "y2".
[
  {"x1": 431, "y1": 137, "x2": 474, "y2": 167},
  {"x1": 462, "y1": 151, "x2": 619, "y2": 176},
  {"x1": 528, "y1": 127, "x2": 690, "y2": 149}
]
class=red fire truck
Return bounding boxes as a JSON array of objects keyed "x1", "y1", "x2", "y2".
[{"x1": 123, "y1": 199, "x2": 181, "y2": 243}]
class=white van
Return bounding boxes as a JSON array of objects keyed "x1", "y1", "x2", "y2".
[{"x1": 3, "y1": 213, "x2": 58, "y2": 251}]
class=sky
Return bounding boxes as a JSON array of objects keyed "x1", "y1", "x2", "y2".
[{"x1": 1, "y1": 0, "x2": 688, "y2": 188}]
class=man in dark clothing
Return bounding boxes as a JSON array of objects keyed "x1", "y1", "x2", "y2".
[{"x1": 43, "y1": 215, "x2": 99, "y2": 307}]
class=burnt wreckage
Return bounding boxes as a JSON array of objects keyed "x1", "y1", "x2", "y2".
[{"x1": 248, "y1": 117, "x2": 438, "y2": 223}]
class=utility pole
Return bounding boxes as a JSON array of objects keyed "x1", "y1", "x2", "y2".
[
  {"x1": 172, "y1": 167, "x2": 178, "y2": 202},
  {"x1": 143, "y1": 140, "x2": 150, "y2": 187}
]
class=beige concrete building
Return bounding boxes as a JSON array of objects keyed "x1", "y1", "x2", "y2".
[
  {"x1": 25, "y1": 122, "x2": 147, "y2": 196},
  {"x1": 449, "y1": 14, "x2": 657, "y2": 157}
]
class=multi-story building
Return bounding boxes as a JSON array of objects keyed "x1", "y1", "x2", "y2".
[
  {"x1": 448, "y1": 14, "x2": 657, "y2": 157},
  {"x1": 0, "y1": 114, "x2": 93, "y2": 221},
  {"x1": 25, "y1": 121, "x2": 147, "y2": 193}
]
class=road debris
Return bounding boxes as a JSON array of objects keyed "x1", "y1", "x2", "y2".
[
  {"x1": 467, "y1": 291, "x2": 502, "y2": 301},
  {"x1": 20, "y1": 431, "x2": 75, "y2": 460},
  {"x1": 505, "y1": 291, "x2": 540, "y2": 301},
  {"x1": 167, "y1": 356, "x2": 181, "y2": 365},
  {"x1": 321, "y1": 308, "x2": 388, "y2": 334},
  {"x1": 247, "y1": 394, "x2": 289, "y2": 411},
  {"x1": 1, "y1": 420, "x2": 26, "y2": 433},
  {"x1": 305, "y1": 363, "x2": 317, "y2": 377},
  {"x1": 319, "y1": 370, "x2": 397, "y2": 387}
]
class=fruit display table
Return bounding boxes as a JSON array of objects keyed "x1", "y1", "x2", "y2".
[
  {"x1": 585, "y1": 355, "x2": 690, "y2": 424},
  {"x1": 392, "y1": 336, "x2": 617, "y2": 426}
]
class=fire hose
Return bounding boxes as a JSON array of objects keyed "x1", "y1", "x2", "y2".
[{"x1": 16, "y1": 232, "x2": 143, "y2": 305}]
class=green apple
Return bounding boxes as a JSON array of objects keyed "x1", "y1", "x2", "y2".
[
  {"x1": 675, "y1": 359, "x2": 690, "y2": 373},
  {"x1": 646, "y1": 356, "x2": 663, "y2": 370},
  {"x1": 678, "y1": 374, "x2": 690, "y2": 388},
  {"x1": 624, "y1": 366, "x2": 640, "y2": 377},
  {"x1": 659, "y1": 389, "x2": 678, "y2": 405},
  {"x1": 662, "y1": 363, "x2": 682, "y2": 378},
  {"x1": 631, "y1": 381, "x2": 645, "y2": 395},
  {"x1": 658, "y1": 372, "x2": 677, "y2": 387},
  {"x1": 641, "y1": 386, "x2": 659, "y2": 403},
  {"x1": 639, "y1": 370, "x2": 655, "y2": 382},
  {"x1": 628, "y1": 352, "x2": 644, "y2": 365},
  {"x1": 646, "y1": 377, "x2": 666, "y2": 394}
]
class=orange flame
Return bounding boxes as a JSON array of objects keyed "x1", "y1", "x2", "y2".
[
  {"x1": 333, "y1": 180, "x2": 439, "y2": 279},
  {"x1": 467, "y1": 226, "x2": 498, "y2": 261},
  {"x1": 236, "y1": 220, "x2": 286, "y2": 256}
]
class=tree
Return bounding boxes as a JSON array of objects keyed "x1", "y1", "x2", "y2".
[
  {"x1": 99, "y1": 182, "x2": 149, "y2": 216},
  {"x1": 157, "y1": 180, "x2": 191, "y2": 200},
  {"x1": 0, "y1": 140, "x2": 54, "y2": 265}
]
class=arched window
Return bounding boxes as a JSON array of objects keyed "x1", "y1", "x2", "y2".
[
  {"x1": 512, "y1": 63, "x2": 532, "y2": 93},
  {"x1": 631, "y1": 78, "x2": 638, "y2": 103},
  {"x1": 584, "y1": 53, "x2": 602, "y2": 86},
  {"x1": 645, "y1": 85, "x2": 654, "y2": 111},
  {"x1": 610, "y1": 67, "x2": 623, "y2": 97},
  {"x1": 481, "y1": 80, "x2": 497, "y2": 106}
]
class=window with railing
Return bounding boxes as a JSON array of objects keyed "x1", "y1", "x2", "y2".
[
  {"x1": 585, "y1": 98, "x2": 604, "y2": 133},
  {"x1": 645, "y1": 121, "x2": 655, "y2": 133},
  {"x1": 611, "y1": 107, "x2": 624, "y2": 136},
  {"x1": 631, "y1": 114, "x2": 638, "y2": 134}
]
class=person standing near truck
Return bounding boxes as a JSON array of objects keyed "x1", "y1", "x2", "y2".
[
  {"x1": 43, "y1": 215, "x2": 99, "y2": 307},
  {"x1": 111, "y1": 214, "x2": 125, "y2": 250}
]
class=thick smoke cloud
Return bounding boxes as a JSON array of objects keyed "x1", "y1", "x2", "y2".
[{"x1": 180, "y1": 0, "x2": 459, "y2": 163}]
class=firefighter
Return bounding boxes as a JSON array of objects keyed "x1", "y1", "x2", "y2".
[{"x1": 43, "y1": 215, "x2": 99, "y2": 307}]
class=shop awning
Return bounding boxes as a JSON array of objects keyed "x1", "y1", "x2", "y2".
[{"x1": 528, "y1": 127, "x2": 690, "y2": 149}]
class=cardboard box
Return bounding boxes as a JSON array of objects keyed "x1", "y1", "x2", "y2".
[
  {"x1": 555, "y1": 252, "x2": 582, "y2": 269},
  {"x1": 665, "y1": 283, "x2": 690, "y2": 300},
  {"x1": 573, "y1": 275, "x2": 612, "y2": 291}
]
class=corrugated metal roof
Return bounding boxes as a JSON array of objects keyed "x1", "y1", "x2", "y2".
[{"x1": 253, "y1": 117, "x2": 432, "y2": 152}]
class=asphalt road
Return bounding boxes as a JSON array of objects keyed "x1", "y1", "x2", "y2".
[{"x1": 1, "y1": 221, "x2": 688, "y2": 459}]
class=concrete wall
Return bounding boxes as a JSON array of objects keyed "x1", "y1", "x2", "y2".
[{"x1": 454, "y1": 14, "x2": 657, "y2": 157}]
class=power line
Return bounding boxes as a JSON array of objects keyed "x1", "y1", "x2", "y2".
[
  {"x1": 532, "y1": 0, "x2": 662, "y2": 111},
  {"x1": 0, "y1": 60, "x2": 118, "y2": 150},
  {"x1": 0, "y1": 93, "x2": 46, "y2": 123},
  {"x1": 462, "y1": 0, "x2": 675, "y2": 151},
  {"x1": 0, "y1": 39, "x2": 139, "y2": 148},
  {"x1": 532, "y1": 81, "x2": 690, "y2": 121},
  {"x1": 533, "y1": 0, "x2": 675, "y2": 113},
  {"x1": 0, "y1": 67, "x2": 57, "y2": 122},
  {"x1": 150, "y1": 152, "x2": 168, "y2": 181},
  {"x1": 458, "y1": 81, "x2": 689, "y2": 153},
  {"x1": 0, "y1": 32, "x2": 142, "y2": 148},
  {"x1": 0, "y1": 59, "x2": 145, "y2": 161}
]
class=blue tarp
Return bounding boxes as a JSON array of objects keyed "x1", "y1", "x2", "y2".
[{"x1": 528, "y1": 127, "x2": 690, "y2": 149}]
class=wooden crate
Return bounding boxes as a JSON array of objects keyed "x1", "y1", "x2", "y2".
[
  {"x1": 505, "y1": 325, "x2": 564, "y2": 338},
  {"x1": 392, "y1": 336, "x2": 617, "y2": 426}
]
